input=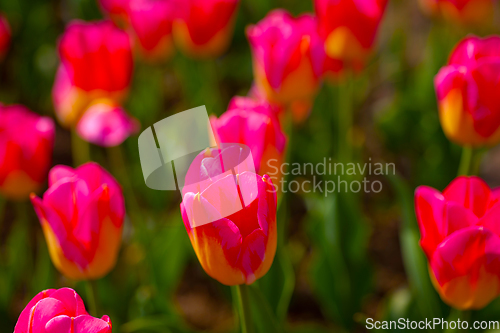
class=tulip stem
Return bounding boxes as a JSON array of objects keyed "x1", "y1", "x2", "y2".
[
  {"x1": 336, "y1": 74, "x2": 354, "y2": 164},
  {"x1": 457, "y1": 146, "x2": 473, "y2": 176},
  {"x1": 85, "y1": 280, "x2": 98, "y2": 317},
  {"x1": 71, "y1": 129, "x2": 91, "y2": 166},
  {"x1": 234, "y1": 284, "x2": 254, "y2": 333}
]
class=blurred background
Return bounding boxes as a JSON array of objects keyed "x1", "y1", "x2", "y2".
[{"x1": 1, "y1": 0, "x2": 500, "y2": 332}]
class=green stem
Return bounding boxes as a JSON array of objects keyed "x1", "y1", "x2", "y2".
[
  {"x1": 85, "y1": 280, "x2": 98, "y2": 317},
  {"x1": 233, "y1": 284, "x2": 254, "y2": 333},
  {"x1": 336, "y1": 75, "x2": 354, "y2": 164},
  {"x1": 444, "y1": 308, "x2": 469, "y2": 333},
  {"x1": 71, "y1": 129, "x2": 91, "y2": 166},
  {"x1": 457, "y1": 146, "x2": 473, "y2": 176}
]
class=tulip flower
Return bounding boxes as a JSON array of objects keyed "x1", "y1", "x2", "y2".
[
  {"x1": 76, "y1": 99, "x2": 139, "y2": 147},
  {"x1": 314, "y1": 0, "x2": 388, "y2": 72},
  {"x1": 128, "y1": 0, "x2": 175, "y2": 61},
  {"x1": 415, "y1": 176, "x2": 500, "y2": 310},
  {"x1": 419, "y1": 0, "x2": 494, "y2": 25},
  {"x1": 0, "y1": 13, "x2": 10, "y2": 60},
  {"x1": 98, "y1": 0, "x2": 131, "y2": 26},
  {"x1": 14, "y1": 288, "x2": 112, "y2": 333},
  {"x1": 31, "y1": 162, "x2": 125, "y2": 280},
  {"x1": 435, "y1": 35, "x2": 500, "y2": 147},
  {"x1": 180, "y1": 145, "x2": 277, "y2": 285},
  {"x1": 53, "y1": 20, "x2": 133, "y2": 127},
  {"x1": 247, "y1": 10, "x2": 325, "y2": 121},
  {"x1": 173, "y1": 0, "x2": 239, "y2": 58},
  {"x1": 210, "y1": 96, "x2": 286, "y2": 184},
  {"x1": 0, "y1": 104, "x2": 55, "y2": 200}
]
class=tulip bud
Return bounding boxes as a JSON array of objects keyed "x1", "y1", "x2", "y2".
[
  {"x1": 53, "y1": 20, "x2": 133, "y2": 127},
  {"x1": 0, "y1": 13, "x2": 10, "y2": 60},
  {"x1": 247, "y1": 10, "x2": 325, "y2": 119},
  {"x1": 31, "y1": 162, "x2": 125, "y2": 280},
  {"x1": 435, "y1": 36, "x2": 500, "y2": 147},
  {"x1": 180, "y1": 146, "x2": 277, "y2": 285},
  {"x1": 419, "y1": 0, "x2": 494, "y2": 25},
  {"x1": 76, "y1": 99, "x2": 139, "y2": 147},
  {"x1": 128, "y1": 0, "x2": 175, "y2": 61},
  {"x1": 173, "y1": 0, "x2": 239, "y2": 58},
  {"x1": 415, "y1": 176, "x2": 500, "y2": 309},
  {"x1": 314, "y1": 0, "x2": 388, "y2": 73},
  {"x1": 14, "y1": 288, "x2": 112, "y2": 333},
  {"x1": 0, "y1": 104, "x2": 55, "y2": 200}
]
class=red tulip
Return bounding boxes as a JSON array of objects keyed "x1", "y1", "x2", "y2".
[
  {"x1": 0, "y1": 13, "x2": 10, "y2": 60},
  {"x1": 98, "y1": 0, "x2": 131, "y2": 26},
  {"x1": 128, "y1": 0, "x2": 175, "y2": 61},
  {"x1": 173, "y1": 0, "x2": 239, "y2": 58},
  {"x1": 180, "y1": 145, "x2": 277, "y2": 285},
  {"x1": 53, "y1": 20, "x2": 133, "y2": 127},
  {"x1": 14, "y1": 288, "x2": 112, "y2": 333},
  {"x1": 435, "y1": 35, "x2": 500, "y2": 146},
  {"x1": 415, "y1": 176, "x2": 500, "y2": 309},
  {"x1": 314, "y1": 0, "x2": 388, "y2": 73},
  {"x1": 247, "y1": 10, "x2": 325, "y2": 121},
  {"x1": 31, "y1": 162, "x2": 125, "y2": 280},
  {"x1": 419, "y1": 0, "x2": 494, "y2": 25},
  {"x1": 0, "y1": 104, "x2": 55, "y2": 200}
]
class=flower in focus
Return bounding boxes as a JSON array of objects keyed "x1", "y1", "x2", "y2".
[
  {"x1": 173, "y1": 0, "x2": 239, "y2": 58},
  {"x1": 419, "y1": 0, "x2": 494, "y2": 25},
  {"x1": 128, "y1": 0, "x2": 175, "y2": 61},
  {"x1": 180, "y1": 146, "x2": 277, "y2": 285},
  {"x1": 415, "y1": 176, "x2": 500, "y2": 310},
  {"x1": 0, "y1": 13, "x2": 10, "y2": 60},
  {"x1": 14, "y1": 288, "x2": 112, "y2": 333},
  {"x1": 210, "y1": 96, "x2": 286, "y2": 185},
  {"x1": 247, "y1": 10, "x2": 325, "y2": 121},
  {"x1": 0, "y1": 104, "x2": 55, "y2": 200},
  {"x1": 76, "y1": 99, "x2": 139, "y2": 147},
  {"x1": 435, "y1": 35, "x2": 500, "y2": 147},
  {"x1": 31, "y1": 162, "x2": 125, "y2": 280},
  {"x1": 53, "y1": 20, "x2": 133, "y2": 127},
  {"x1": 98, "y1": 0, "x2": 131, "y2": 26},
  {"x1": 314, "y1": 0, "x2": 388, "y2": 73}
]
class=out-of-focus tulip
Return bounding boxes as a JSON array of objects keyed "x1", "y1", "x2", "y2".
[
  {"x1": 415, "y1": 176, "x2": 500, "y2": 310},
  {"x1": 31, "y1": 162, "x2": 125, "y2": 280},
  {"x1": 419, "y1": 0, "x2": 494, "y2": 25},
  {"x1": 53, "y1": 20, "x2": 133, "y2": 127},
  {"x1": 0, "y1": 13, "x2": 10, "y2": 60},
  {"x1": 247, "y1": 10, "x2": 325, "y2": 121},
  {"x1": 180, "y1": 146, "x2": 277, "y2": 285},
  {"x1": 435, "y1": 36, "x2": 500, "y2": 147},
  {"x1": 173, "y1": 0, "x2": 239, "y2": 58},
  {"x1": 0, "y1": 104, "x2": 55, "y2": 200},
  {"x1": 14, "y1": 288, "x2": 112, "y2": 333},
  {"x1": 210, "y1": 96, "x2": 286, "y2": 185},
  {"x1": 128, "y1": 0, "x2": 175, "y2": 61},
  {"x1": 314, "y1": 0, "x2": 388, "y2": 72},
  {"x1": 98, "y1": 0, "x2": 131, "y2": 26},
  {"x1": 76, "y1": 99, "x2": 139, "y2": 147}
]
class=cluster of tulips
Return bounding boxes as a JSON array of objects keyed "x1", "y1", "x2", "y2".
[{"x1": 1, "y1": 0, "x2": 500, "y2": 331}]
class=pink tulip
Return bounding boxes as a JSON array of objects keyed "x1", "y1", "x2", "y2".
[
  {"x1": 14, "y1": 288, "x2": 112, "y2": 333},
  {"x1": 76, "y1": 100, "x2": 139, "y2": 147},
  {"x1": 128, "y1": 0, "x2": 175, "y2": 61},
  {"x1": 435, "y1": 35, "x2": 500, "y2": 146},
  {"x1": 53, "y1": 20, "x2": 133, "y2": 127},
  {"x1": 0, "y1": 104, "x2": 55, "y2": 200},
  {"x1": 31, "y1": 162, "x2": 125, "y2": 280},
  {"x1": 415, "y1": 176, "x2": 500, "y2": 309},
  {"x1": 247, "y1": 10, "x2": 325, "y2": 121},
  {"x1": 0, "y1": 13, "x2": 10, "y2": 60}
]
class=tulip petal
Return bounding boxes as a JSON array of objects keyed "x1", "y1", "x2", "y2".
[
  {"x1": 49, "y1": 165, "x2": 76, "y2": 187},
  {"x1": 49, "y1": 288, "x2": 87, "y2": 315},
  {"x1": 239, "y1": 228, "x2": 267, "y2": 284},
  {"x1": 29, "y1": 298, "x2": 68, "y2": 333},
  {"x1": 14, "y1": 289, "x2": 56, "y2": 333},
  {"x1": 443, "y1": 176, "x2": 491, "y2": 218}
]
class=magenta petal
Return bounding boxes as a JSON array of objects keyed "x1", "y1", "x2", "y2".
[
  {"x1": 443, "y1": 176, "x2": 492, "y2": 218},
  {"x1": 29, "y1": 298, "x2": 67, "y2": 333},
  {"x1": 73, "y1": 315, "x2": 112, "y2": 333},
  {"x1": 48, "y1": 165, "x2": 76, "y2": 187},
  {"x1": 479, "y1": 202, "x2": 500, "y2": 238},
  {"x1": 45, "y1": 315, "x2": 72, "y2": 333},
  {"x1": 49, "y1": 287, "x2": 87, "y2": 316},
  {"x1": 14, "y1": 290, "x2": 56, "y2": 333},
  {"x1": 239, "y1": 229, "x2": 266, "y2": 283},
  {"x1": 444, "y1": 201, "x2": 479, "y2": 235}
]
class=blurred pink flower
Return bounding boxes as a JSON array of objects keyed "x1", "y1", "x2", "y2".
[
  {"x1": 247, "y1": 10, "x2": 325, "y2": 122},
  {"x1": 14, "y1": 288, "x2": 112, "y2": 333},
  {"x1": 173, "y1": 0, "x2": 239, "y2": 58},
  {"x1": 53, "y1": 20, "x2": 133, "y2": 127},
  {"x1": 0, "y1": 104, "x2": 55, "y2": 200},
  {"x1": 435, "y1": 35, "x2": 500, "y2": 147},
  {"x1": 419, "y1": 0, "x2": 495, "y2": 25},
  {"x1": 76, "y1": 100, "x2": 139, "y2": 147},
  {"x1": 314, "y1": 0, "x2": 388, "y2": 74},
  {"x1": 31, "y1": 162, "x2": 125, "y2": 280},
  {"x1": 0, "y1": 13, "x2": 10, "y2": 60}
]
